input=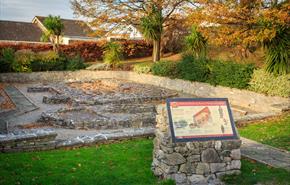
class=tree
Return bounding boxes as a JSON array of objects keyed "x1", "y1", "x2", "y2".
[
  {"x1": 140, "y1": 5, "x2": 163, "y2": 62},
  {"x1": 71, "y1": 0, "x2": 191, "y2": 62},
  {"x1": 42, "y1": 15, "x2": 64, "y2": 52},
  {"x1": 187, "y1": 0, "x2": 289, "y2": 74}
]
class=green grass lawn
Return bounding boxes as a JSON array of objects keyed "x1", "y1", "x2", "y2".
[
  {"x1": 238, "y1": 114, "x2": 290, "y2": 151},
  {"x1": 0, "y1": 138, "x2": 289, "y2": 185},
  {"x1": 0, "y1": 139, "x2": 174, "y2": 185},
  {"x1": 223, "y1": 158, "x2": 290, "y2": 185}
]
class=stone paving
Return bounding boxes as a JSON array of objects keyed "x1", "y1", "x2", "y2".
[{"x1": 241, "y1": 137, "x2": 290, "y2": 171}]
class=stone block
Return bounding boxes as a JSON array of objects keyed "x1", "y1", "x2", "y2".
[
  {"x1": 164, "y1": 153, "x2": 186, "y2": 166},
  {"x1": 201, "y1": 148, "x2": 221, "y2": 163},
  {"x1": 179, "y1": 162, "x2": 196, "y2": 174},
  {"x1": 227, "y1": 160, "x2": 241, "y2": 170},
  {"x1": 230, "y1": 149, "x2": 241, "y2": 160},
  {"x1": 188, "y1": 174, "x2": 207, "y2": 185},
  {"x1": 215, "y1": 141, "x2": 222, "y2": 151},
  {"x1": 172, "y1": 173, "x2": 187, "y2": 184},
  {"x1": 187, "y1": 155, "x2": 200, "y2": 162},
  {"x1": 221, "y1": 140, "x2": 241, "y2": 150},
  {"x1": 196, "y1": 163, "x2": 210, "y2": 175},
  {"x1": 210, "y1": 163, "x2": 226, "y2": 173},
  {"x1": 160, "y1": 162, "x2": 178, "y2": 174}
]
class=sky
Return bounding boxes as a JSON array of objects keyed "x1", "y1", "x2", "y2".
[{"x1": 0, "y1": 0, "x2": 76, "y2": 22}]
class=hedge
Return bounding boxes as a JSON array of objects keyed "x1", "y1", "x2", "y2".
[
  {"x1": 151, "y1": 61, "x2": 178, "y2": 78},
  {"x1": 176, "y1": 56, "x2": 209, "y2": 82},
  {"x1": 207, "y1": 60, "x2": 255, "y2": 89},
  {"x1": 0, "y1": 40, "x2": 152, "y2": 62},
  {"x1": 151, "y1": 56, "x2": 255, "y2": 89},
  {"x1": 0, "y1": 49, "x2": 86, "y2": 72}
]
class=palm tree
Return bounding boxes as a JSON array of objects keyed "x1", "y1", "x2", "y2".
[
  {"x1": 42, "y1": 15, "x2": 64, "y2": 52},
  {"x1": 184, "y1": 26, "x2": 207, "y2": 59},
  {"x1": 262, "y1": 27, "x2": 289, "y2": 75},
  {"x1": 141, "y1": 6, "x2": 163, "y2": 62}
]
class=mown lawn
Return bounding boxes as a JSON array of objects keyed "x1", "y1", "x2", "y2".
[
  {"x1": 0, "y1": 138, "x2": 289, "y2": 185},
  {"x1": 0, "y1": 139, "x2": 174, "y2": 185},
  {"x1": 238, "y1": 114, "x2": 290, "y2": 151},
  {"x1": 223, "y1": 157, "x2": 289, "y2": 185}
]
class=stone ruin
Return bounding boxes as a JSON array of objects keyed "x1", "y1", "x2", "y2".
[
  {"x1": 151, "y1": 105, "x2": 241, "y2": 185},
  {"x1": 29, "y1": 79, "x2": 178, "y2": 131}
]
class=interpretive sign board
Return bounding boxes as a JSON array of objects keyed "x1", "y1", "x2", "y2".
[{"x1": 166, "y1": 98, "x2": 239, "y2": 142}]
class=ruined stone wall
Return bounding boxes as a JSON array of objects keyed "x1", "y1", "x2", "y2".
[
  {"x1": 0, "y1": 71, "x2": 288, "y2": 113},
  {"x1": 0, "y1": 129, "x2": 57, "y2": 152},
  {"x1": 152, "y1": 105, "x2": 241, "y2": 185}
]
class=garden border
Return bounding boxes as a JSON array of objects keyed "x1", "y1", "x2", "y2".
[{"x1": 0, "y1": 70, "x2": 288, "y2": 113}]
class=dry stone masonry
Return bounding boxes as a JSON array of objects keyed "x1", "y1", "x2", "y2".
[
  {"x1": 152, "y1": 105, "x2": 241, "y2": 185},
  {"x1": 29, "y1": 79, "x2": 177, "y2": 130}
]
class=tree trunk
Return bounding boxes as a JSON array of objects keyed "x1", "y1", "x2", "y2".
[
  {"x1": 55, "y1": 35, "x2": 60, "y2": 53},
  {"x1": 152, "y1": 39, "x2": 161, "y2": 62}
]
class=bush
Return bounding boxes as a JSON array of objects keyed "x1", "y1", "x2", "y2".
[
  {"x1": 30, "y1": 51, "x2": 66, "y2": 71},
  {"x1": 133, "y1": 63, "x2": 152, "y2": 74},
  {"x1": 176, "y1": 55, "x2": 209, "y2": 82},
  {"x1": 66, "y1": 55, "x2": 86, "y2": 71},
  {"x1": 151, "y1": 61, "x2": 178, "y2": 78},
  {"x1": 184, "y1": 26, "x2": 207, "y2": 58},
  {"x1": 15, "y1": 50, "x2": 35, "y2": 72},
  {"x1": 0, "y1": 48, "x2": 15, "y2": 72},
  {"x1": 207, "y1": 60, "x2": 255, "y2": 89},
  {"x1": 103, "y1": 42, "x2": 123, "y2": 68},
  {"x1": 249, "y1": 69, "x2": 290, "y2": 97}
]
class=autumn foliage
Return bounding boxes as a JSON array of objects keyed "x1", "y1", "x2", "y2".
[
  {"x1": 187, "y1": 0, "x2": 289, "y2": 49},
  {"x1": 0, "y1": 40, "x2": 152, "y2": 61}
]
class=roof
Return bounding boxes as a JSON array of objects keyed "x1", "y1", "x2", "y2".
[
  {"x1": 194, "y1": 107, "x2": 210, "y2": 117},
  {"x1": 0, "y1": 20, "x2": 43, "y2": 42},
  {"x1": 34, "y1": 16, "x2": 93, "y2": 37}
]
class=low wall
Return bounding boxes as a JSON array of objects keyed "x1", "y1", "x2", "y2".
[
  {"x1": 152, "y1": 105, "x2": 241, "y2": 185},
  {"x1": 0, "y1": 70, "x2": 288, "y2": 113},
  {"x1": 0, "y1": 128, "x2": 155, "y2": 153},
  {"x1": 0, "y1": 129, "x2": 57, "y2": 152}
]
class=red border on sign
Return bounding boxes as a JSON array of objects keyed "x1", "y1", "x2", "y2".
[{"x1": 170, "y1": 101, "x2": 226, "y2": 107}]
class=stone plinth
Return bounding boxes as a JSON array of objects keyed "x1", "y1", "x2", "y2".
[{"x1": 152, "y1": 105, "x2": 241, "y2": 185}]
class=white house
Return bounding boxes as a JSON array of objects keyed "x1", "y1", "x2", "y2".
[{"x1": 105, "y1": 24, "x2": 143, "y2": 41}]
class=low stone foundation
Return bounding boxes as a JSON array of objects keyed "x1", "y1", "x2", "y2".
[
  {"x1": 152, "y1": 105, "x2": 241, "y2": 185},
  {"x1": 0, "y1": 129, "x2": 57, "y2": 152}
]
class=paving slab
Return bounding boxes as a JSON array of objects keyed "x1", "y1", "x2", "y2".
[{"x1": 241, "y1": 137, "x2": 290, "y2": 171}]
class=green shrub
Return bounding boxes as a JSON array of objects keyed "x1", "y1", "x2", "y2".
[
  {"x1": 249, "y1": 69, "x2": 290, "y2": 97},
  {"x1": 0, "y1": 48, "x2": 15, "y2": 72},
  {"x1": 133, "y1": 63, "x2": 152, "y2": 74},
  {"x1": 151, "y1": 61, "x2": 178, "y2": 78},
  {"x1": 103, "y1": 42, "x2": 123, "y2": 68},
  {"x1": 184, "y1": 26, "x2": 207, "y2": 58},
  {"x1": 30, "y1": 51, "x2": 66, "y2": 71},
  {"x1": 177, "y1": 55, "x2": 209, "y2": 82},
  {"x1": 14, "y1": 50, "x2": 35, "y2": 72},
  {"x1": 66, "y1": 55, "x2": 86, "y2": 71},
  {"x1": 207, "y1": 60, "x2": 255, "y2": 89}
]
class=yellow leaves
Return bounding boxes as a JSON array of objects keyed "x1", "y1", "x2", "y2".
[{"x1": 186, "y1": 1, "x2": 288, "y2": 49}]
